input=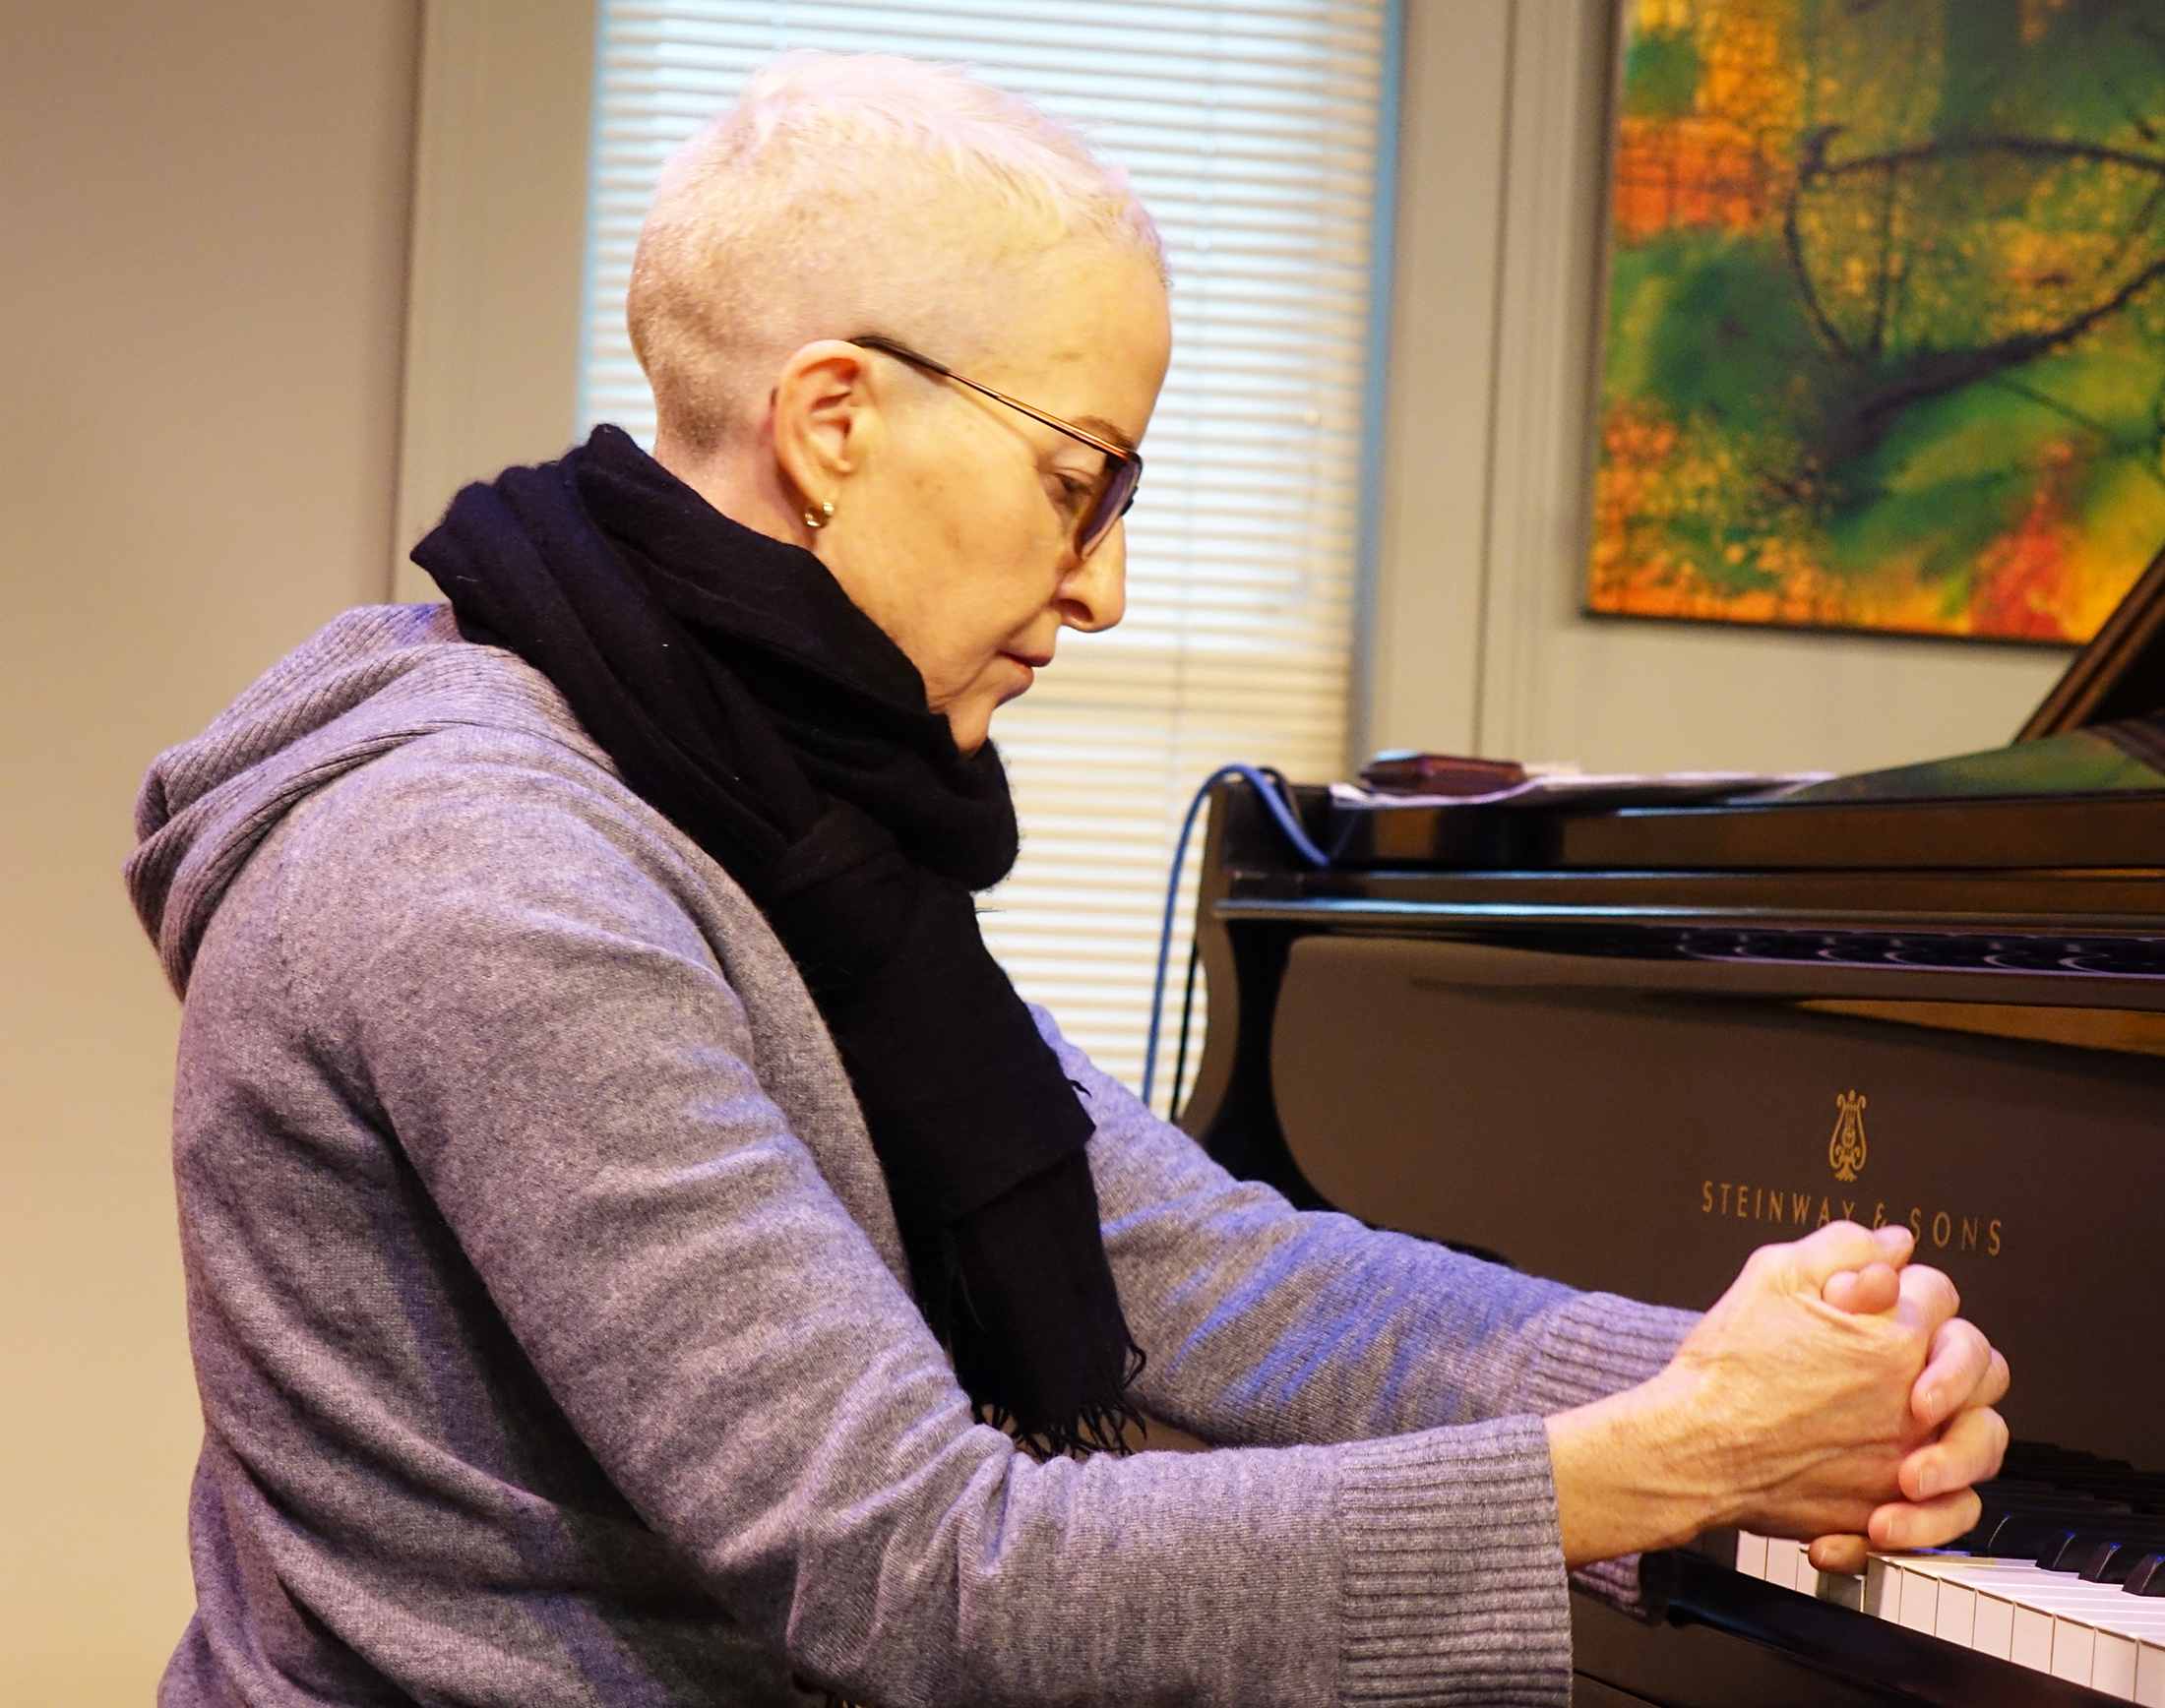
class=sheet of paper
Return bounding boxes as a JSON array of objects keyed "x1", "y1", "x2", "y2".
[{"x1": 1329, "y1": 770, "x2": 1833, "y2": 811}]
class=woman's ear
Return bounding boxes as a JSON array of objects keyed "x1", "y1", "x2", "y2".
[{"x1": 770, "y1": 340, "x2": 876, "y2": 520}]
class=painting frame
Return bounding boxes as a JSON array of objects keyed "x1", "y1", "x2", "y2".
[{"x1": 1583, "y1": 0, "x2": 2165, "y2": 646}]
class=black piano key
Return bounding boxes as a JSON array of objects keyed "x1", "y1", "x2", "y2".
[
  {"x1": 2040, "y1": 1530, "x2": 2090, "y2": 1570},
  {"x1": 2002, "y1": 1444, "x2": 2134, "y2": 1477},
  {"x1": 1978, "y1": 1489, "x2": 2126, "y2": 1514},
  {"x1": 2073, "y1": 1539, "x2": 2161, "y2": 1583},
  {"x1": 2053, "y1": 1472, "x2": 2165, "y2": 1505},
  {"x1": 2125, "y1": 1553, "x2": 2165, "y2": 1596},
  {"x1": 2093, "y1": 1478, "x2": 2165, "y2": 1513},
  {"x1": 1977, "y1": 1508, "x2": 2135, "y2": 1560},
  {"x1": 2039, "y1": 1521, "x2": 2165, "y2": 1573},
  {"x1": 1936, "y1": 1453, "x2": 2152, "y2": 1556},
  {"x1": 1948, "y1": 1506, "x2": 2087, "y2": 1556}
]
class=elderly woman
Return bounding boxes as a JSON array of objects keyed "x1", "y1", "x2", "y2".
[{"x1": 129, "y1": 51, "x2": 2006, "y2": 1708}]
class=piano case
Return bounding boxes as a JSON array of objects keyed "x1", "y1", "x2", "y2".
[{"x1": 1182, "y1": 545, "x2": 2165, "y2": 1706}]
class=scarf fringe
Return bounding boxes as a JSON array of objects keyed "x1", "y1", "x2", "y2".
[{"x1": 973, "y1": 1340, "x2": 1149, "y2": 1460}]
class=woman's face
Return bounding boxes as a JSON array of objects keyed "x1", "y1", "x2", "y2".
[{"x1": 805, "y1": 251, "x2": 1172, "y2": 753}]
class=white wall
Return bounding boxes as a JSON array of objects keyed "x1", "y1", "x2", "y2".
[
  {"x1": 0, "y1": 5, "x2": 419, "y2": 1699},
  {"x1": 1366, "y1": 0, "x2": 2072, "y2": 775}
]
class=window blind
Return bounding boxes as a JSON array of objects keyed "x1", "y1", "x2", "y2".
[{"x1": 582, "y1": 0, "x2": 1392, "y2": 1108}]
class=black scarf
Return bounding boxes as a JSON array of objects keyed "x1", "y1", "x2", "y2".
[{"x1": 413, "y1": 425, "x2": 1142, "y2": 1455}]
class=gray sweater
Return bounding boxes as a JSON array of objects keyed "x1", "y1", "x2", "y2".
[{"x1": 128, "y1": 605, "x2": 1696, "y2": 1708}]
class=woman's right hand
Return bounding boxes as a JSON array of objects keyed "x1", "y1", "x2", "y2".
[
  {"x1": 1807, "y1": 1239, "x2": 2011, "y2": 1572},
  {"x1": 1545, "y1": 1221, "x2": 2008, "y2": 1569}
]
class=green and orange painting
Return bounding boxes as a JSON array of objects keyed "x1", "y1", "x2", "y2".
[{"x1": 1591, "y1": 0, "x2": 2165, "y2": 641}]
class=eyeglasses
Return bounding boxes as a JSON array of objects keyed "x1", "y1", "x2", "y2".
[{"x1": 849, "y1": 335, "x2": 1143, "y2": 557}]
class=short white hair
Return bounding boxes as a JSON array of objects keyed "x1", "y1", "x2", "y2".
[{"x1": 628, "y1": 51, "x2": 1167, "y2": 450}]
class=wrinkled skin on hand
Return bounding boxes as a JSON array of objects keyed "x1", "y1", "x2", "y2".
[
  {"x1": 1544, "y1": 1221, "x2": 2010, "y2": 1571},
  {"x1": 1806, "y1": 1231, "x2": 2011, "y2": 1573}
]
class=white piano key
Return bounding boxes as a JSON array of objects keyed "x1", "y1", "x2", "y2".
[
  {"x1": 1796, "y1": 1545, "x2": 2165, "y2": 1698},
  {"x1": 1878, "y1": 1557, "x2": 1906, "y2": 1623},
  {"x1": 2014, "y1": 1585, "x2": 2165, "y2": 1619},
  {"x1": 2136, "y1": 1635, "x2": 2165, "y2": 1708},
  {"x1": 2053, "y1": 1617, "x2": 2098, "y2": 1685},
  {"x1": 1974, "y1": 1589, "x2": 2017, "y2": 1661},
  {"x1": 1898, "y1": 1566, "x2": 1940, "y2": 1634},
  {"x1": 2060, "y1": 1596, "x2": 2165, "y2": 1632},
  {"x1": 1895, "y1": 1553, "x2": 2053, "y2": 1582},
  {"x1": 2077, "y1": 1605, "x2": 2165, "y2": 1692},
  {"x1": 1763, "y1": 1538, "x2": 1805, "y2": 1593},
  {"x1": 1818, "y1": 1570, "x2": 1865, "y2": 1611},
  {"x1": 1896, "y1": 1552, "x2": 2016, "y2": 1572},
  {"x1": 2095, "y1": 1630, "x2": 2138, "y2": 1700},
  {"x1": 1936, "y1": 1578, "x2": 1975, "y2": 1646},
  {"x1": 1734, "y1": 1530, "x2": 1767, "y2": 1579},
  {"x1": 1864, "y1": 1555, "x2": 1894, "y2": 1619},
  {"x1": 1879, "y1": 1551, "x2": 2085, "y2": 1633},
  {"x1": 2014, "y1": 1603, "x2": 2057, "y2": 1672},
  {"x1": 2055, "y1": 1605, "x2": 2165, "y2": 1702},
  {"x1": 2088, "y1": 1608, "x2": 2165, "y2": 1642},
  {"x1": 1965, "y1": 1582, "x2": 2165, "y2": 1689}
]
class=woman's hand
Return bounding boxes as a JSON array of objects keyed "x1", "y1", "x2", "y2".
[
  {"x1": 1807, "y1": 1250, "x2": 2010, "y2": 1573},
  {"x1": 1545, "y1": 1222, "x2": 2008, "y2": 1570}
]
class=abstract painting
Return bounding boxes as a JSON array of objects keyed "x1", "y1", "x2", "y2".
[{"x1": 1589, "y1": 0, "x2": 2165, "y2": 641}]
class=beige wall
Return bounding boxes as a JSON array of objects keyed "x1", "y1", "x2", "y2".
[
  {"x1": 0, "y1": 4, "x2": 2089, "y2": 1698},
  {"x1": 0, "y1": 4, "x2": 420, "y2": 1698},
  {"x1": 394, "y1": 0, "x2": 594, "y2": 598},
  {"x1": 1368, "y1": 0, "x2": 2072, "y2": 774}
]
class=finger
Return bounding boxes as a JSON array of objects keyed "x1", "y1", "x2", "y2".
[
  {"x1": 1810, "y1": 1534, "x2": 1870, "y2": 1575},
  {"x1": 1870, "y1": 1487, "x2": 1984, "y2": 1552},
  {"x1": 1824, "y1": 1262, "x2": 1900, "y2": 1315},
  {"x1": 1895, "y1": 1264, "x2": 1961, "y2": 1341},
  {"x1": 1787, "y1": 1221, "x2": 1913, "y2": 1290},
  {"x1": 1901, "y1": 1406, "x2": 2010, "y2": 1503},
  {"x1": 1910, "y1": 1320, "x2": 1999, "y2": 1430}
]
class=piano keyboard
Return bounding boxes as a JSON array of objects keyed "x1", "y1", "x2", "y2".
[
  {"x1": 1736, "y1": 1535, "x2": 2165, "y2": 1701},
  {"x1": 1724, "y1": 1441, "x2": 2165, "y2": 1700}
]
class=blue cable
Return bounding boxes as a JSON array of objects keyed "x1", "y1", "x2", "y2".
[{"x1": 1141, "y1": 764, "x2": 1332, "y2": 1111}]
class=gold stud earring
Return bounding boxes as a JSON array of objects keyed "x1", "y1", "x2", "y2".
[{"x1": 803, "y1": 499, "x2": 835, "y2": 530}]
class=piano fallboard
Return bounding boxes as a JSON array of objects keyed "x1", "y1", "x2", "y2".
[
  {"x1": 1325, "y1": 790, "x2": 2165, "y2": 874},
  {"x1": 1253, "y1": 926, "x2": 2165, "y2": 1470},
  {"x1": 1184, "y1": 777, "x2": 2165, "y2": 1705}
]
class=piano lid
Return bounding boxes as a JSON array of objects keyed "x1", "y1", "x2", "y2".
[
  {"x1": 1320, "y1": 538, "x2": 2165, "y2": 873},
  {"x1": 2019, "y1": 539, "x2": 2165, "y2": 741},
  {"x1": 1780, "y1": 715, "x2": 2165, "y2": 805},
  {"x1": 1593, "y1": 536, "x2": 2165, "y2": 844},
  {"x1": 1775, "y1": 533, "x2": 2165, "y2": 805}
]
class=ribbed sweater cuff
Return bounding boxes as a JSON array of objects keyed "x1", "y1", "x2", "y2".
[
  {"x1": 1337, "y1": 1415, "x2": 1572, "y2": 1707},
  {"x1": 1520, "y1": 1291, "x2": 1700, "y2": 1617},
  {"x1": 1519, "y1": 1291, "x2": 1698, "y2": 1419}
]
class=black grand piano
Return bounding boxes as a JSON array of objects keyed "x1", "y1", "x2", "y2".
[{"x1": 1179, "y1": 549, "x2": 2165, "y2": 1706}]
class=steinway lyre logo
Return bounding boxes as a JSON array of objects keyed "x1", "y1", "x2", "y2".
[{"x1": 1827, "y1": 1090, "x2": 1868, "y2": 1184}]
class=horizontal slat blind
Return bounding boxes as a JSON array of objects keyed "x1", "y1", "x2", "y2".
[{"x1": 584, "y1": 0, "x2": 1389, "y2": 1105}]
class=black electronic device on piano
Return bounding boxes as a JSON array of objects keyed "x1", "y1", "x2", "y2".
[{"x1": 1181, "y1": 546, "x2": 2165, "y2": 1705}]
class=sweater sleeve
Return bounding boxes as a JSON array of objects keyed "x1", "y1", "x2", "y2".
[
  {"x1": 1045, "y1": 1015, "x2": 1698, "y2": 1447},
  {"x1": 274, "y1": 746, "x2": 1597, "y2": 1707},
  {"x1": 1041, "y1": 1011, "x2": 1700, "y2": 1621}
]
